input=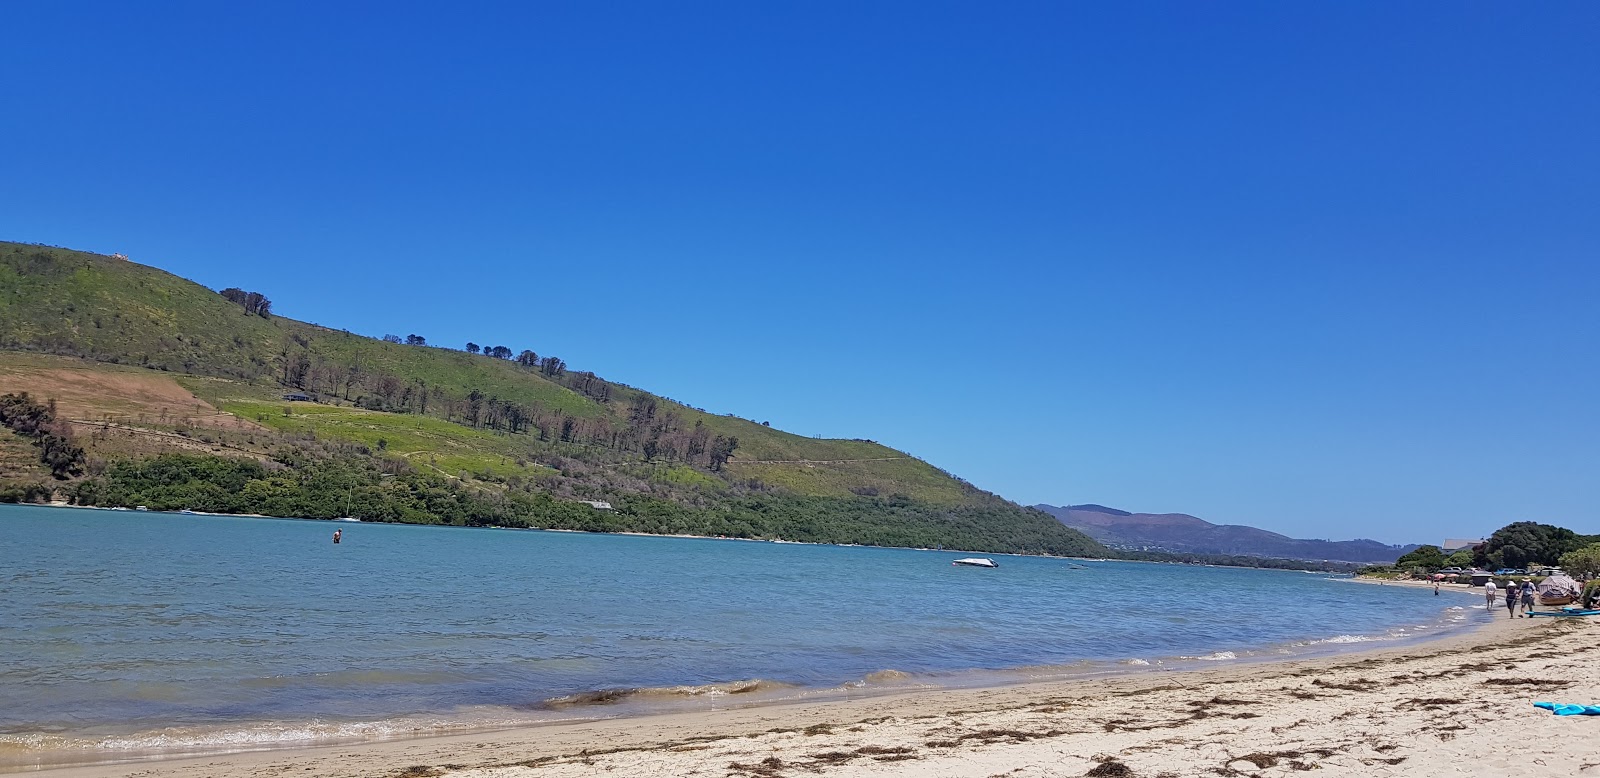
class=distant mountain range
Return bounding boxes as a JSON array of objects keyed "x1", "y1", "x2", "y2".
[{"x1": 1031, "y1": 503, "x2": 1417, "y2": 564}]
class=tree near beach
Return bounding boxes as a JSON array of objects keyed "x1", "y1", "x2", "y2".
[
  {"x1": 1395, "y1": 544, "x2": 1446, "y2": 573},
  {"x1": 1559, "y1": 544, "x2": 1600, "y2": 580},
  {"x1": 1474, "y1": 522, "x2": 1596, "y2": 570}
]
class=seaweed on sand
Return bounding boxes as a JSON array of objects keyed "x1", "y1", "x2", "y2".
[
  {"x1": 392, "y1": 768, "x2": 444, "y2": 778},
  {"x1": 1483, "y1": 678, "x2": 1573, "y2": 689},
  {"x1": 727, "y1": 756, "x2": 787, "y2": 777},
  {"x1": 1086, "y1": 757, "x2": 1136, "y2": 776},
  {"x1": 1396, "y1": 697, "x2": 1463, "y2": 710},
  {"x1": 1311, "y1": 677, "x2": 1379, "y2": 692}
]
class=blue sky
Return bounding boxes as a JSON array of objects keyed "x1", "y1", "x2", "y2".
[{"x1": 3, "y1": 3, "x2": 1596, "y2": 544}]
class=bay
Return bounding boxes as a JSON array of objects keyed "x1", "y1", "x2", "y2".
[{"x1": 0, "y1": 504, "x2": 1482, "y2": 768}]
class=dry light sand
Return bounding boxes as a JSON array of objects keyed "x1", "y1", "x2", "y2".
[{"x1": 36, "y1": 606, "x2": 1600, "y2": 778}]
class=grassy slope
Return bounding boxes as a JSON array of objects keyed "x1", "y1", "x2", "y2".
[
  {"x1": 0, "y1": 240, "x2": 1101, "y2": 553},
  {"x1": 0, "y1": 241, "x2": 971, "y2": 502}
]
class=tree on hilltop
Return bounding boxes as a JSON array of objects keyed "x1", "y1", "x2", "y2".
[
  {"x1": 405, "y1": 334, "x2": 427, "y2": 346},
  {"x1": 517, "y1": 349, "x2": 539, "y2": 367},
  {"x1": 219, "y1": 287, "x2": 272, "y2": 318},
  {"x1": 465, "y1": 342, "x2": 480, "y2": 354},
  {"x1": 382, "y1": 334, "x2": 403, "y2": 344}
]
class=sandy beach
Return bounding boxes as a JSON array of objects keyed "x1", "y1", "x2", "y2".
[{"x1": 34, "y1": 613, "x2": 1599, "y2": 778}]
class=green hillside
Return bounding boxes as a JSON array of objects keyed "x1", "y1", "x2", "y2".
[{"x1": 0, "y1": 241, "x2": 1105, "y2": 556}]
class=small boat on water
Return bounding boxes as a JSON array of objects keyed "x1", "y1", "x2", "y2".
[
  {"x1": 333, "y1": 517, "x2": 362, "y2": 523},
  {"x1": 952, "y1": 557, "x2": 998, "y2": 568}
]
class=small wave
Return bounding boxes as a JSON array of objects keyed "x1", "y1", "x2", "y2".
[
  {"x1": 96, "y1": 721, "x2": 405, "y2": 751},
  {"x1": 0, "y1": 717, "x2": 468, "y2": 760},
  {"x1": 1123, "y1": 658, "x2": 1150, "y2": 666},
  {"x1": 0, "y1": 733, "x2": 73, "y2": 754},
  {"x1": 1319, "y1": 635, "x2": 1373, "y2": 644},
  {"x1": 1189, "y1": 651, "x2": 1237, "y2": 661},
  {"x1": 862, "y1": 669, "x2": 916, "y2": 684},
  {"x1": 541, "y1": 679, "x2": 795, "y2": 709}
]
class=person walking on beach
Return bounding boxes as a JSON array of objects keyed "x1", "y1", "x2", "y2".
[
  {"x1": 1506, "y1": 584, "x2": 1520, "y2": 618},
  {"x1": 1520, "y1": 579, "x2": 1536, "y2": 616},
  {"x1": 1484, "y1": 578, "x2": 1497, "y2": 609}
]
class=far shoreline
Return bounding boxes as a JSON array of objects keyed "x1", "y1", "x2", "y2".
[{"x1": 15, "y1": 502, "x2": 1364, "y2": 573}]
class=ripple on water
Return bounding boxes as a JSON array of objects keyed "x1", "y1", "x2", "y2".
[{"x1": 0, "y1": 505, "x2": 1484, "y2": 768}]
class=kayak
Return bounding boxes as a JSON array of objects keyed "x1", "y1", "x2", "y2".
[
  {"x1": 1534, "y1": 702, "x2": 1600, "y2": 716},
  {"x1": 1526, "y1": 609, "x2": 1600, "y2": 617}
]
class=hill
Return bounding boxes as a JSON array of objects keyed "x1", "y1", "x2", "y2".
[
  {"x1": 1032, "y1": 503, "x2": 1416, "y2": 564},
  {"x1": 0, "y1": 241, "x2": 1105, "y2": 557}
]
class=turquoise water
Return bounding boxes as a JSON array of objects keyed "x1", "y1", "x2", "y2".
[{"x1": 0, "y1": 504, "x2": 1484, "y2": 769}]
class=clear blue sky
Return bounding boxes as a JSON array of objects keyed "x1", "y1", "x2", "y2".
[{"x1": 4, "y1": 3, "x2": 1596, "y2": 544}]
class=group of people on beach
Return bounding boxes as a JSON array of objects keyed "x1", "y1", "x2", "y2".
[{"x1": 1483, "y1": 578, "x2": 1537, "y2": 618}]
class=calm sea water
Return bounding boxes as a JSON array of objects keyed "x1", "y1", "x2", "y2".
[{"x1": 0, "y1": 504, "x2": 1485, "y2": 769}]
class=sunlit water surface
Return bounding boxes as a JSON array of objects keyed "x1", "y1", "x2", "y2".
[{"x1": 0, "y1": 505, "x2": 1485, "y2": 769}]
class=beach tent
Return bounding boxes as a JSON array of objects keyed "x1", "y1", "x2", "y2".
[{"x1": 1536, "y1": 573, "x2": 1582, "y2": 605}]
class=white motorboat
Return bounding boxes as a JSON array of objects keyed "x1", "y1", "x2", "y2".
[
  {"x1": 952, "y1": 557, "x2": 998, "y2": 568},
  {"x1": 333, "y1": 517, "x2": 362, "y2": 523}
]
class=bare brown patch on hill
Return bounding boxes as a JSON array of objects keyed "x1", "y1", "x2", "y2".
[{"x1": 0, "y1": 356, "x2": 260, "y2": 431}]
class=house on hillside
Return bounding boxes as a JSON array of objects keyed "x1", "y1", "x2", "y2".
[
  {"x1": 579, "y1": 500, "x2": 614, "y2": 511},
  {"x1": 1443, "y1": 538, "x2": 1485, "y2": 552},
  {"x1": 282, "y1": 392, "x2": 312, "y2": 402}
]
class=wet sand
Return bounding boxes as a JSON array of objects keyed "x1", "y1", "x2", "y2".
[{"x1": 34, "y1": 613, "x2": 1599, "y2": 778}]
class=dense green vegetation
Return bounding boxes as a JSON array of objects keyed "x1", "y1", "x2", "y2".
[
  {"x1": 1391, "y1": 544, "x2": 1475, "y2": 573},
  {"x1": 1560, "y1": 544, "x2": 1600, "y2": 580},
  {"x1": 1473, "y1": 522, "x2": 1598, "y2": 571},
  {"x1": 1367, "y1": 522, "x2": 1600, "y2": 578},
  {"x1": 1115, "y1": 549, "x2": 1359, "y2": 573},
  {"x1": 0, "y1": 241, "x2": 1110, "y2": 557},
  {"x1": 64, "y1": 451, "x2": 1105, "y2": 556}
]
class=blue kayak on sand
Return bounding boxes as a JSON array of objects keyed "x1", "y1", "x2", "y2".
[
  {"x1": 1525, "y1": 609, "x2": 1600, "y2": 617},
  {"x1": 1535, "y1": 702, "x2": 1600, "y2": 716}
]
